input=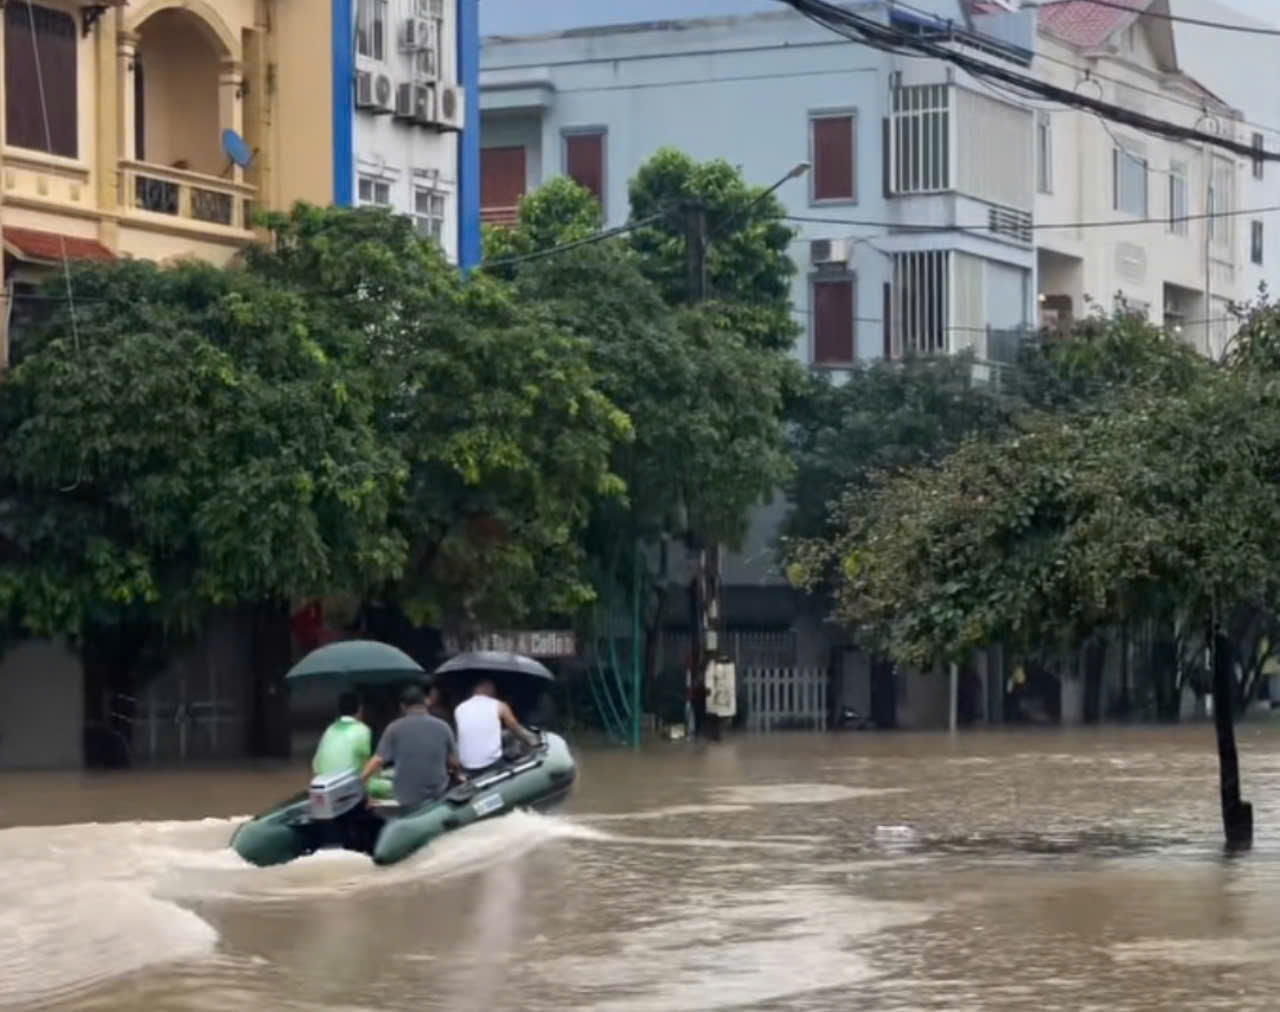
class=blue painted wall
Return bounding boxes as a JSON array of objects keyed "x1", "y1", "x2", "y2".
[
  {"x1": 331, "y1": 0, "x2": 354, "y2": 206},
  {"x1": 458, "y1": 0, "x2": 482, "y2": 271}
]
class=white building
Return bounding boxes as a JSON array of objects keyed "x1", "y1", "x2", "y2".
[
  {"x1": 481, "y1": 1, "x2": 1037, "y2": 371},
  {"x1": 1033, "y1": 0, "x2": 1248, "y2": 356},
  {"x1": 1171, "y1": 0, "x2": 1280, "y2": 310},
  {"x1": 351, "y1": 0, "x2": 466, "y2": 259}
]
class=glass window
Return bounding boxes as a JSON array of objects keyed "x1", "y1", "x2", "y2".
[
  {"x1": 1113, "y1": 146, "x2": 1147, "y2": 217},
  {"x1": 414, "y1": 188, "x2": 446, "y2": 244}
]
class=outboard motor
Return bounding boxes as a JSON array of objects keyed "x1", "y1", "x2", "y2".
[{"x1": 307, "y1": 769, "x2": 379, "y2": 854}]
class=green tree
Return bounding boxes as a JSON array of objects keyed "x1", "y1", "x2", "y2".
[
  {"x1": 0, "y1": 255, "x2": 408, "y2": 753},
  {"x1": 490, "y1": 165, "x2": 799, "y2": 686},
  {"x1": 247, "y1": 204, "x2": 631, "y2": 635}
]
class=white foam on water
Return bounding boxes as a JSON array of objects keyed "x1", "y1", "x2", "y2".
[
  {"x1": 528, "y1": 884, "x2": 935, "y2": 1012},
  {"x1": 1110, "y1": 938, "x2": 1277, "y2": 967},
  {"x1": 0, "y1": 807, "x2": 598, "y2": 1007},
  {"x1": 712, "y1": 783, "x2": 905, "y2": 805},
  {"x1": 581, "y1": 803, "x2": 755, "y2": 823}
]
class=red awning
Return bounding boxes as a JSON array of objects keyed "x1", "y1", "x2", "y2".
[{"x1": 3, "y1": 227, "x2": 115, "y2": 265}]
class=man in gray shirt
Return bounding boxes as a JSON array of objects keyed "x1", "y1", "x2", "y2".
[{"x1": 360, "y1": 682, "x2": 460, "y2": 809}]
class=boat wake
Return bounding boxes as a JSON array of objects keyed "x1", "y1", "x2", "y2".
[{"x1": 0, "y1": 810, "x2": 599, "y2": 1009}]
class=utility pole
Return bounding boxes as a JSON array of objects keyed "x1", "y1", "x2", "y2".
[{"x1": 684, "y1": 201, "x2": 722, "y2": 741}]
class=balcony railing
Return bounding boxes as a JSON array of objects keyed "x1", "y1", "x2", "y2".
[{"x1": 119, "y1": 161, "x2": 254, "y2": 231}]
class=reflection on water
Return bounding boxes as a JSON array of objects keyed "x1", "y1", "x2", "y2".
[{"x1": 6, "y1": 726, "x2": 1280, "y2": 1009}]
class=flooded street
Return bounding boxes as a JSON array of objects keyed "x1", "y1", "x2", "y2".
[{"x1": 6, "y1": 726, "x2": 1280, "y2": 1010}]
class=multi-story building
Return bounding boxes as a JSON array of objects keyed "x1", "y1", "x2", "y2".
[
  {"x1": 479, "y1": 0, "x2": 1036, "y2": 726},
  {"x1": 1033, "y1": 0, "x2": 1246, "y2": 357},
  {"x1": 1171, "y1": 0, "x2": 1280, "y2": 311},
  {"x1": 338, "y1": 0, "x2": 480, "y2": 265},
  {"x1": 1, "y1": 0, "x2": 335, "y2": 361}
]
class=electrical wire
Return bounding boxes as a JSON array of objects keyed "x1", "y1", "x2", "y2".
[
  {"x1": 479, "y1": 213, "x2": 667, "y2": 268},
  {"x1": 783, "y1": 199, "x2": 1280, "y2": 233},
  {"x1": 21, "y1": 0, "x2": 79, "y2": 353},
  {"x1": 774, "y1": 0, "x2": 1280, "y2": 162},
  {"x1": 1026, "y1": 0, "x2": 1280, "y2": 37}
]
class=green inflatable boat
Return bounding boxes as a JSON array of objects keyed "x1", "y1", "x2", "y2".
[
  {"x1": 231, "y1": 728, "x2": 577, "y2": 867},
  {"x1": 230, "y1": 645, "x2": 577, "y2": 868}
]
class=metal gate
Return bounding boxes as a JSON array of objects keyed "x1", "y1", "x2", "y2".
[{"x1": 744, "y1": 667, "x2": 829, "y2": 732}]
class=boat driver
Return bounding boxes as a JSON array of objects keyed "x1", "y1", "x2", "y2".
[
  {"x1": 454, "y1": 677, "x2": 538, "y2": 775},
  {"x1": 360, "y1": 683, "x2": 461, "y2": 809},
  {"x1": 312, "y1": 691, "x2": 393, "y2": 800}
]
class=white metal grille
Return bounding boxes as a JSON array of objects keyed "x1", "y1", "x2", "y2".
[
  {"x1": 987, "y1": 205, "x2": 1032, "y2": 243},
  {"x1": 892, "y1": 250, "x2": 951, "y2": 358},
  {"x1": 890, "y1": 84, "x2": 951, "y2": 194},
  {"x1": 744, "y1": 667, "x2": 829, "y2": 732}
]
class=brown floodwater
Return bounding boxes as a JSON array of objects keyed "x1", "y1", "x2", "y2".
[{"x1": 5, "y1": 725, "x2": 1280, "y2": 1010}]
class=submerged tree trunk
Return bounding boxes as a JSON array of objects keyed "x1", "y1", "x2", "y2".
[{"x1": 1212, "y1": 631, "x2": 1253, "y2": 852}]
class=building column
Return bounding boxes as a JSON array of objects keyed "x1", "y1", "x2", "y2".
[
  {"x1": 117, "y1": 31, "x2": 139, "y2": 168},
  {"x1": 219, "y1": 60, "x2": 245, "y2": 184}
]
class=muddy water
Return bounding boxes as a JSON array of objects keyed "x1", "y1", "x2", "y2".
[{"x1": 6, "y1": 726, "x2": 1280, "y2": 1010}]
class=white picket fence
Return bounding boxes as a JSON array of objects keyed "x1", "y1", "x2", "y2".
[{"x1": 744, "y1": 667, "x2": 829, "y2": 732}]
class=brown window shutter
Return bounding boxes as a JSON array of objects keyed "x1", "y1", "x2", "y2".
[
  {"x1": 4, "y1": 5, "x2": 77, "y2": 158},
  {"x1": 480, "y1": 146, "x2": 527, "y2": 208},
  {"x1": 565, "y1": 132, "x2": 605, "y2": 205},
  {"x1": 811, "y1": 116, "x2": 853, "y2": 201},
  {"x1": 812, "y1": 278, "x2": 855, "y2": 366}
]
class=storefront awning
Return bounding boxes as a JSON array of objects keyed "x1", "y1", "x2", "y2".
[{"x1": 3, "y1": 227, "x2": 114, "y2": 265}]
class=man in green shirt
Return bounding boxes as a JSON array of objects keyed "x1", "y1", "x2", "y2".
[{"x1": 313, "y1": 691, "x2": 393, "y2": 800}]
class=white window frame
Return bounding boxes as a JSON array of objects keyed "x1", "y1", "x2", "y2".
[
  {"x1": 808, "y1": 108, "x2": 859, "y2": 206},
  {"x1": 889, "y1": 84, "x2": 951, "y2": 195},
  {"x1": 356, "y1": 0, "x2": 388, "y2": 62},
  {"x1": 1036, "y1": 112, "x2": 1053, "y2": 195},
  {"x1": 1168, "y1": 162, "x2": 1188, "y2": 236},
  {"x1": 358, "y1": 175, "x2": 392, "y2": 207},
  {"x1": 1112, "y1": 141, "x2": 1147, "y2": 218},
  {"x1": 413, "y1": 186, "x2": 447, "y2": 245}
]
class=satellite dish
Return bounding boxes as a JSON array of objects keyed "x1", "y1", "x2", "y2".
[{"x1": 221, "y1": 128, "x2": 254, "y2": 169}]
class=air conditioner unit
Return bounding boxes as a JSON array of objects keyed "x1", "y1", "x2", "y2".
[
  {"x1": 395, "y1": 82, "x2": 416, "y2": 120},
  {"x1": 435, "y1": 84, "x2": 464, "y2": 131},
  {"x1": 355, "y1": 70, "x2": 375, "y2": 109},
  {"x1": 415, "y1": 0, "x2": 444, "y2": 17},
  {"x1": 373, "y1": 73, "x2": 394, "y2": 113},
  {"x1": 412, "y1": 83, "x2": 435, "y2": 125},
  {"x1": 402, "y1": 17, "x2": 433, "y2": 50},
  {"x1": 810, "y1": 238, "x2": 851, "y2": 265},
  {"x1": 412, "y1": 47, "x2": 438, "y2": 82}
]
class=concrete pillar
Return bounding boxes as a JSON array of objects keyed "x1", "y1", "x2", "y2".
[
  {"x1": 96, "y1": 8, "x2": 120, "y2": 222},
  {"x1": 948, "y1": 662, "x2": 958, "y2": 733},
  {"x1": 117, "y1": 31, "x2": 139, "y2": 169},
  {"x1": 219, "y1": 60, "x2": 245, "y2": 185}
]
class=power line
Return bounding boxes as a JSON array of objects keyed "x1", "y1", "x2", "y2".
[
  {"x1": 1027, "y1": 0, "x2": 1280, "y2": 37},
  {"x1": 479, "y1": 213, "x2": 665, "y2": 268},
  {"x1": 783, "y1": 200, "x2": 1280, "y2": 234},
  {"x1": 774, "y1": 0, "x2": 1280, "y2": 162}
]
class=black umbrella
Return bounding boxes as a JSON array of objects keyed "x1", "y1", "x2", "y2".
[
  {"x1": 433, "y1": 651, "x2": 555, "y2": 722},
  {"x1": 433, "y1": 651, "x2": 554, "y2": 681}
]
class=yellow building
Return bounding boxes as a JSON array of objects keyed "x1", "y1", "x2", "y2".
[{"x1": 1, "y1": 0, "x2": 335, "y2": 360}]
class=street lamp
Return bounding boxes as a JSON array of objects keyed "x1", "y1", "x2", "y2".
[{"x1": 709, "y1": 161, "x2": 811, "y2": 241}]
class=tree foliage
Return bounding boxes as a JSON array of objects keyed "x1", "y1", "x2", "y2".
[
  {"x1": 487, "y1": 158, "x2": 799, "y2": 667},
  {"x1": 0, "y1": 205, "x2": 630, "y2": 644},
  {"x1": 787, "y1": 306, "x2": 1280, "y2": 685}
]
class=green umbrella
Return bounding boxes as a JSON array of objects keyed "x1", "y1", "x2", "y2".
[{"x1": 285, "y1": 639, "x2": 424, "y2": 686}]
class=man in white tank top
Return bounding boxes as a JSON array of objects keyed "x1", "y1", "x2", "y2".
[{"x1": 454, "y1": 678, "x2": 537, "y2": 773}]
